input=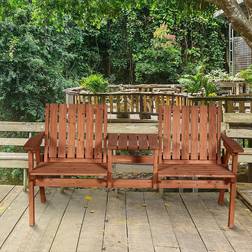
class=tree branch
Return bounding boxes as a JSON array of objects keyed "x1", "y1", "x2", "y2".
[
  {"x1": 210, "y1": 0, "x2": 252, "y2": 48},
  {"x1": 244, "y1": 0, "x2": 252, "y2": 20}
]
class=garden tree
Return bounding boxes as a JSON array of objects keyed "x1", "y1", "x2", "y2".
[
  {"x1": 209, "y1": 0, "x2": 252, "y2": 48},
  {"x1": 0, "y1": 0, "x2": 227, "y2": 120}
]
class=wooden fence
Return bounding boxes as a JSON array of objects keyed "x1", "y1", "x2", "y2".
[
  {"x1": 69, "y1": 93, "x2": 190, "y2": 118},
  {"x1": 190, "y1": 96, "x2": 252, "y2": 113}
]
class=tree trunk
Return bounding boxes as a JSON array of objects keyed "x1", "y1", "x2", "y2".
[{"x1": 210, "y1": 0, "x2": 252, "y2": 49}]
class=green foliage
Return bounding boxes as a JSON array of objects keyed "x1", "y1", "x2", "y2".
[
  {"x1": 178, "y1": 64, "x2": 217, "y2": 96},
  {"x1": 0, "y1": 1, "x2": 227, "y2": 121},
  {"x1": 239, "y1": 65, "x2": 252, "y2": 86},
  {"x1": 80, "y1": 74, "x2": 108, "y2": 93},
  {"x1": 0, "y1": 6, "x2": 100, "y2": 121}
]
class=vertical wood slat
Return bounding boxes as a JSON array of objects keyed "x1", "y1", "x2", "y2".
[
  {"x1": 181, "y1": 106, "x2": 189, "y2": 159},
  {"x1": 217, "y1": 106, "x2": 222, "y2": 163},
  {"x1": 239, "y1": 101, "x2": 245, "y2": 113},
  {"x1": 95, "y1": 105, "x2": 103, "y2": 159},
  {"x1": 117, "y1": 95, "x2": 120, "y2": 113},
  {"x1": 67, "y1": 104, "x2": 77, "y2": 158},
  {"x1": 103, "y1": 104, "x2": 107, "y2": 163},
  {"x1": 155, "y1": 96, "x2": 160, "y2": 113},
  {"x1": 130, "y1": 95, "x2": 134, "y2": 113},
  {"x1": 128, "y1": 134, "x2": 138, "y2": 150},
  {"x1": 143, "y1": 95, "x2": 147, "y2": 113},
  {"x1": 191, "y1": 106, "x2": 199, "y2": 160},
  {"x1": 76, "y1": 104, "x2": 85, "y2": 158},
  {"x1": 109, "y1": 95, "x2": 113, "y2": 112},
  {"x1": 163, "y1": 106, "x2": 171, "y2": 160},
  {"x1": 172, "y1": 106, "x2": 181, "y2": 159},
  {"x1": 208, "y1": 105, "x2": 217, "y2": 160},
  {"x1": 199, "y1": 106, "x2": 208, "y2": 160},
  {"x1": 58, "y1": 104, "x2": 67, "y2": 158},
  {"x1": 85, "y1": 105, "x2": 94, "y2": 159},
  {"x1": 44, "y1": 104, "x2": 50, "y2": 162},
  {"x1": 123, "y1": 95, "x2": 127, "y2": 113},
  {"x1": 49, "y1": 104, "x2": 58, "y2": 158},
  {"x1": 138, "y1": 134, "x2": 148, "y2": 149}
]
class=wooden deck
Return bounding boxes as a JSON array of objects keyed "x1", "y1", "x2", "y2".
[{"x1": 1, "y1": 186, "x2": 252, "y2": 252}]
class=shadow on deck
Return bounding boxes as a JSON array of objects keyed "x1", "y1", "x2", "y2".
[{"x1": 0, "y1": 185, "x2": 252, "y2": 252}]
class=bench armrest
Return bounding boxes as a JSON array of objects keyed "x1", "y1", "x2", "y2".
[
  {"x1": 221, "y1": 133, "x2": 244, "y2": 155},
  {"x1": 24, "y1": 132, "x2": 45, "y2": 152}
]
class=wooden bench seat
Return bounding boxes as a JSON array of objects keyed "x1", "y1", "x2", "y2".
[
  {"x1": 158, "y1": 105, "x2": 243, "y2": 228},
  {"x1": 158, "y1": 164, "x2": 235, "y2": 178},
  {"x1": 30, "y1": 162, "x2": 107, "y2": 176},
  {"x1": 24, "y1": 104, "x2": 107, "y2": 226}
]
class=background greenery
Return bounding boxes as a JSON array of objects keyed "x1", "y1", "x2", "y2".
[{"x1": 0, "y1": 0, "x2": 227, "y2": 121}]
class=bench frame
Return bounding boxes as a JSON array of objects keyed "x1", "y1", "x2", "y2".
[
  {"x1": 24, "y1": 104, "x2": 107, "y2": 226},
  {"x1": 158, "y1": 105, "x2": 244, "y2": 228},
  {"x1": 23, "y1": 104, "x2": 244, "y2": 228}
]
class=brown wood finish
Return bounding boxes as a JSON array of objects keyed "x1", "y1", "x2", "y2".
[
  {"x1": 24, "y1": 103, "x2": 107, "y2": 226},
  {"x1": 158, "y1": 105, "x2": 243, "y2": 229},
  {"x1": 108, "y1": 133, "x2": 159, "y2": 188}
]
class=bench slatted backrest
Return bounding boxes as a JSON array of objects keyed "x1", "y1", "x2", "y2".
[
  {"x1": 44, "y1": 104, "x2": 107, "y2": 163},
  {"x1": 159, "y1": 105, "x2": 222, "y2": 164}
]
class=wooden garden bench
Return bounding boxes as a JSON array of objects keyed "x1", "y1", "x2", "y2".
[
  {"x1": 24, "y1": 104, "x2": 107, "y2": 226},
  {"x1": 158, "y1": 105, "x2": 244, "y2": 228}
]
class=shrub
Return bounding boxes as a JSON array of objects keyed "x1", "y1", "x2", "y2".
[
  {"x1": 178, "y1": 64, "x2": 217, "y2": 96},
  {"x1": 80, "y1": 74, "x2": 108, "y2": 93},
  {"x1": 239, "y1": 65, "x2": 252, "y2": 86},
  {"x1": 134, "y1": 24, "x2": 182, "y2": 84}
]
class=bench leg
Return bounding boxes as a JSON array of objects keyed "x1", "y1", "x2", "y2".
[
  {"x1": 29, "y1": 180, "x2": 35, "y2": 226},
  {"x1": 228, "y1": 182, "x2": 236, "y2": 228},
  {"x1": 39, "y1": 187, "x2": 46, "y2": 203},
  {"x1": 218, "y1": 189, "x2": 225, "y2": 205}
]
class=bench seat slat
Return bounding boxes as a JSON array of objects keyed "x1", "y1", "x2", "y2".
[
  {"x1": 158, "y1": 164, "x2": 235, "y2": 178},
  {"x1": 30, "y1": 162, "x2": 107, "y2": 176}
]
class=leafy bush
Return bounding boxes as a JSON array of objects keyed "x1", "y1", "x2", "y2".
[
  {"x1": 135, "y1": 24, "x2": 181, "y2": 84},
  {"x1": 239, "y1": 65, "x2": 252, "y2": 86},
  {"x1": 80, "y1": 74, "x2": 108, "y2": 93},
  {"x1": 178, "y1": 64, "x2": 217, "y2": 96}
]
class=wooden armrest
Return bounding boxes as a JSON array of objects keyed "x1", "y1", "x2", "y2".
[
  {"x1": 221, "y1": 133, "x2": 244, "y2": 155},
  {"x1": 24, "y1": 132, "x2": 45, "y2": 152}
]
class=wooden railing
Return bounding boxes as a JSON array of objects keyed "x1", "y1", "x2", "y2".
[
  {"x1": 0, "y1": 121, "x2": 44, "y2": 189},
  {"x1": 71, "y1": 93, "x2": 190, "y2": 119},
  {"x1": 190, "y1": 95, "x2": 252, "y2": 113}
]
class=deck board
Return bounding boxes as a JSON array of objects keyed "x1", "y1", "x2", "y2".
[
  {"x1": 200, "y1": 192, "x2": 252, "y2": 252},
  {"x1": 76, "y1": 190, "x2": 108, "y2": 252},
  {"x1": 181, "y1": 193, "x2": 234, "y2": 252},
  {"x1": 1, "y1": 186, "x2": 252, "y2": 252},
  {"x1": 163, "y1": 193, "x2": 207, "y2": 252},
  {"x1": 126, "y1": 191, "x2": 155, "y2": 252},
  {"x1": 103, "y1": 191, "x2": 128, "y2": 252}
]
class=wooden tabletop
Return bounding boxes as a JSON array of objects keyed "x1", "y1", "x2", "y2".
[{"x1": 108, "y1": 133, "x2": 159, "y2": 150}]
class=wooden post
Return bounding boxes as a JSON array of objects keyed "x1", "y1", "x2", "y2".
[{"x1": 248, "y1": 139, "x2": 252, "y2": 182}]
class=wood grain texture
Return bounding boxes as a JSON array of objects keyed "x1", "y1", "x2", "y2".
[{"x1": 58, "y1": 104, "x2": 67, "y2": 158}]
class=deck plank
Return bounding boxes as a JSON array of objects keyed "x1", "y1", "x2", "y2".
[
  {"x1": 200, "y1": 192, "x2": 252, "y2": 252},
  {"x1": 163, "y1": 193, "x2": 207, "y2": 252},
  {"x1": 0, "y1": 186, "x2": 252, "y2": 252},
  {"x1": 0, "y1": 185, "x2": 14, "y2": 203},
  {"x1": 103, "y1": 191, "x2": 128, "y2": 252},
  {"x1": 1, "y1": 188, "x2": 56, "y2": 252},
  {"x1": 76, "y1": 190, "x2": 108, "y2": 252},
  {"x1": 50, "y1": 189, "x2": 88, "y2": 252},
  {"x1": 23, "y1": 189, "x2": 73, "y2": 252},
  {"x1": 0, "y1": 186, "x2": 23, "y2": 218},
  {"x1": 181, "y1": 193, "x2": 234, "y2": 252},
  {"x1": 0, "y1": 187, "x2": 32, "y2": 248},
  {"x1": 126, "y1": 191, "x2": 155, "y2": 252},
  {"x1": 143, "y1": 192, "x2": 179, "y2": 250}
]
